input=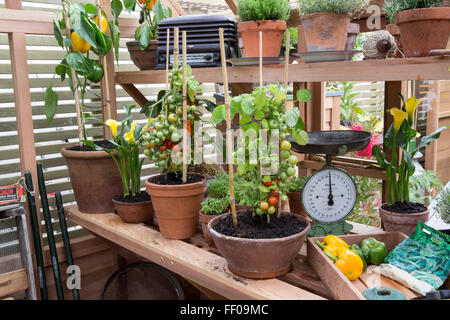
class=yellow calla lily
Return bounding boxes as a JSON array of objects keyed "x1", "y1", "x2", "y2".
[
  {"x1": 105, "y1": 119, "x2": 119, "y2": 137},
  {"x1": 405, "y1": 96, "x2": 422, "y2": 124},
  {"x1": 390, "y1": 108, "x2": 407, "y2": 133},
  {"x1": 125, "y1": 121, "x2": 137, "y2": 144}
]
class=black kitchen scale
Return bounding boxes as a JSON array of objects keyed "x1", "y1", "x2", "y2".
[{"x1": 288, "y1": 130, "x2": 372, "y2": 237}]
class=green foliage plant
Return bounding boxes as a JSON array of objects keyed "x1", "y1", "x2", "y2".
[
  {"x1": 45, "y1": 0, "x2": 116, "y2": 143},
  {"x1": 297, "y1": 0, "x2": 370, "y2": 17},
  {"x1": 373, "y1": 95, "x2": 448, "y2": 205},
  {"x1": 287, "y1": 176, "x2": 307, "y2": 193},
  {"x1": 434, "y1": 186, "x2": 450, "y2": 224},
  {"x1": 237, "y1": 0, "x2": 291, "y2": 22},
  {"x1": 110, "y1": 0, "x2": 172, "y2": 50},
  {"x1": 409, "y1": 170, "x2": 444, "y2": 204},
  {"x1": 339, "y1": 81, "x2": 364, "y2": 125},
  {"x1": 383, "y1": 0, "x2": 444, "y2": 24},
  {"x1": 201, "y1": 197, "x2": 230, "y2": 216},
  {"x1": 208, "y1": 173, "x2": 230, "y2": 199}
]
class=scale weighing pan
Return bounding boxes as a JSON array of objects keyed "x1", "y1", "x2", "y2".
[{"x1": 288, "y1": 130, "x2": 372, "y2": 155}]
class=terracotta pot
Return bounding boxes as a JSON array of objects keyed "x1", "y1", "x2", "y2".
[
  {"x1": 287, "y1": 192, "x2": 307, "y2": 218},
  {"x1": 126, "y1": 40, "x2": 158, "y2": 70},
  {"x1": 199, "y1": 211, "x2": 225, "y2": 245},
  {"x1": 345, "y1": 23, "x2": 361, "y2": 51},
  {"x1": 300, "y1": 12, "x2": 351, "y2": 51},
  {"x1": 208, "y1": 212, "x2": 311, "y2": 279},
  {"x1": 113, "y1": 197, "x2": 154, "y2": 224},
  {"x1": 145, "y1": 175, "x2": 206, "y2": 240},
  {"x1": 61, "y1": 145, "x2": 123, "y2": 214},
  {"x1": 396, "y1": 7, "x2": 450, "y2": 57},
  {"x1": 238, "y1": 20, "x2": 287, "y2": 57},
  {"x1": 379, "y1": 204, "x2": 429, "y2": 236},
  {"x1": 235, "y1": 204, "x2": 252, "y2": 212}
]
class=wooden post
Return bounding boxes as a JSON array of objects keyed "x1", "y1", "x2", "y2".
[
  {"x1": 219, "y1": 28, "x2": 237, "y2": 226},
  {"x1": 62, "y1": 0, "x2": 84, "y2": 144},
  {"x1": 425, "y1": 81, "x2": 440, "y2": 199},
  {"x1": 166, "y1": 29, "x2": 170, "y2": 91},
  {"x1": 173, "y1": 27, "x2": 179, "y2": 65},
  {"x1": 5, "y1": 0, "x2": 41, "y2": 300},
  {"x1": 259, "y1": 31, "x2": 263, "y2": 89},
  {"x1": 182, "y1": 31, "x2": 188, "y2": 183}
]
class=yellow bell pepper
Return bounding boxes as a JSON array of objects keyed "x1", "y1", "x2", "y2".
[
  {"x1": 331, "y1": 247, "x2": 364, "y2": 281},
  {"x1": 323, "y1": 235, "x2": 349, "y2": 248}
]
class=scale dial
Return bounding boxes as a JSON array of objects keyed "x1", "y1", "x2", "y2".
[{"x1": 301, "y1": 168, "x2": 357, "y2": 223}]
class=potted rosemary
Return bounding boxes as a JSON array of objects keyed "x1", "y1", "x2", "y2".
[
  {"x1": 112, "y1": 0, "x2": 172, "y2": 70},
  {"x1": 297, "y1": 0, "x2": 369, "y2": 52},
  {"x1": 207, "y1": 84, "x2": 312, "y2": 279},
  {"x1": 383, "y1": 0, "x2": 450, "y2": 57},
  {"x1": 46, "y1": 0, "x2": 122, "y2": 213},
  {"x1": 237, "y1": 0, "x2": 291, "y2": 57},
  {"x1": 373, "y1": 95, "x2": 448, "y2": 235}
]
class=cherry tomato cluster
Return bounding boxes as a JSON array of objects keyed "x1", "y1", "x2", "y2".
[{"x1": 141, "y1": 65, "x2": 199, "y2": 171}]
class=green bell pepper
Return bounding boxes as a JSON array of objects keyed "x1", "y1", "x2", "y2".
[
  {"x1": 361, "y1": 237, "x2": 388, "y2": 265},
  {"x1": 351, "y1": 244, "x2": 367, "y2": 271}
]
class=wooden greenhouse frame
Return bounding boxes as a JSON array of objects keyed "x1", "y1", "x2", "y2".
[{"x1": 1, "y1": 0, "x2": 449, "y2": 300}]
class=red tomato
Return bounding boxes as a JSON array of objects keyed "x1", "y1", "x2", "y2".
[
  {"x1": 270, "y1": 189, "x2": 279, "y2": 197},
  {"x1": 159, "y1": 145, "x2": 167, "y2": 151},
  {"x1": 268, "y1": 196, "x2": 278, "y2": 206},
  {"x1": 263, "y1": 178, "x2": 272, "y2": 187}
]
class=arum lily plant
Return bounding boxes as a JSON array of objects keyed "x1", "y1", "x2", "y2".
[
  {"x1": 85, "y1": 105, "x2": 146, "y2": 198},
  {"x1": 373, "y1": 95, "x2": 448, "y2": 205}
]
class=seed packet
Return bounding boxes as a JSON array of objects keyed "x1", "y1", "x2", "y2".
[{"x1": 372, "y1": 222, "x2": 450, "y2": 295}]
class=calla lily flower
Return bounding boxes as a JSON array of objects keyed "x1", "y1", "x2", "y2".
[
  {"x1": 390, "y1": 108, "x2": 407, "y2": 133},
  {"x1": 105, "y1": 119, "x2": 119, "y2": 137},
  {"x1": 125, "y1": 121, "x2": 137, "y2": 144},
  {"x1": 405, "y1": 96, "x2": 422, "y2": 124}
]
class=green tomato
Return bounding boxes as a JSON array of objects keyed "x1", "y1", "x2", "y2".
[
  {"x1": 144, "y1": 149, "x2": 151, "y2": 157},
  {"x1": 255, "y1": 208, "x2": 264, "y2": 216},
  {"x1": 281, "y1": 195, "x2": 288, "y2": 201},
  {"x1": 269, "y1": 120, "x2": 278, "y2": 129},
  {"x1": 280, "y1": 150, "x2": 290, "y2": 159},
  {"x1": 188, "y1": 105, "x2": 196, "y2": 113},
  {"x1": 280, "y1": 172, "x2": 288, "y2": 181},
  {"x1": 279, "y1": 123, "x2": 288, "y2": 132},
  {"x1": 156, "y1": 131, "x2": 164, "y2": 139},
  {"x1": 168, "y1": 113, "x2": 178, "y2": 123},
  {"x1": 272, "y1": 111, "x2": 280, "y2": 117},
  {"x1": 281, "y1": 140, "x2": 291, "y2": 151},
  {"x1": 167, "y1": 95, "x2": 175, "y2": 104},
  {"x1": 267, "y1": 206, "x2": 276, "y2": 215},
  {"x1": 159, "y1": 115, "x2": 166, "y2": 122},
  {"x1": 171, "y1": 132, "x2": 181, "y2": 143},
  {"x1": 154, "y1": 122, "x2": 163, "y2": 130},
  {"x1": 280, "y1": 132, "x2": 286, "y2": 139},
  {"x1": 177, "y1": 108, "x2": 183, "y2": 116},
  {"x1": 142, "y1": 133, "x2": 151, "y2": 141},
  {"x1": 169, "y1": 104, "x2": 176, "y2": 111},
  {"x1": 187, "y1": 114, "x2": 194, "y2": 120},
  {"x1": 151, "y1": 155, "x2": 158, "y2": 162},
  {"x1": 158, "y1": 160, "x2": 166, "y2": 167},
  {"x1": 288, "y1": 155, "x2": 298, "y2": 165},
  {"x1": 287, "y1": 167, "x2": 296, "y2": 177},
  {"x1": 168, "y1": 125, "x2": 176, "y2": 133},
  {"x1": 280, "y1": 161, "x2": 289, "y2": 170}
]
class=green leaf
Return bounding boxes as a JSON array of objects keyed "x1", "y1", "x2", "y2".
[
  {"x1": 69, "y1": 6, "x2": 98, "y2": 50},
  {"x1": 372, "y1": 145, "x2": 392, "y2": 169},
  {"x1": 108, "y1": 19, "x2": 121, "y2": 64},
  {"x1": 44, "y1": 86, "x2": 58, "y2": 124},
  {"x1": 258, "y1": 185, "x2": 270, "y2": 193},
  {"x1": 53, "y1": 17, "x2": 64, "y2": 48},
  {"x1": 296, "y1": 89, "x2": 312, "y2": 103},
  {"x1": 402, "y1": 150, "x2": 416, "y2": 176},
  {"x1": 292, "y1": 130, "x2": 308, "y2": 146},
  {"x1": 84, "y1": 3, "x2": 97, "y2": 15},
  {"x1": 415, "y1": 126, "x2": 449, "y2": 154},
  {"x1": 211, "y1": 105, "x2": 226, "y2": 125},
  {"x1": 123, "y1": 0, "x2": 136, "y2": 12},
  {"x1": 254, "y1": 90, "x2": 266, "y2": 111},
  {"x1": 152, "y1": 0, "x2": 165, "y2": 24},
  {"x1": 254, "y1": 109, "x2": 265, "y2": 121},
  {"x1": 111, "y1": 0, "x2": 123, "y2": 19},
  {"x1": 294, "y1": 116, "x2": 305, "y2": 131},
  {"x1": 65, "y1": 52, "x2": 94, "y2": 76},
  {"x1": 241, "y1": 94, "x2": 255, "y2": 115},
  {"x1": 139, "y1": 23, "x2": 150, "y2": 50},
  {"x1": 285, "y1": 108, "x2": 300, "y2": 128}
]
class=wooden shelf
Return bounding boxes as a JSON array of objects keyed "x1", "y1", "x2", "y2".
[{"x1": 116, "y1": 56, "x2": 450, "y2": 85}]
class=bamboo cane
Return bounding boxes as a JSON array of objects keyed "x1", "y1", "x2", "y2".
[
  {"x1": 182, "y1": 31, "x2": 188, "y2": 183},
  {"x1": 61, "y1": 0, "x2": 84, "y2": 145},
  {"x1": 96, "y1": 0, "x2": 113, "y2": 131},
  {"x1": 219, "y1": 28, "x2": 237, "y2": 226},
  {"x1": 259, "y1": 31, "x2": 263, "y2": 89},
  {"x1": 173, "y1": 27, "x2": 179, "y2": 66},
  {"x1": 165, "y1": 29, "x2": 170, "y2": 172},
  {"x1": 278, "y1": 31, "x2": 290, "y2": 219}
]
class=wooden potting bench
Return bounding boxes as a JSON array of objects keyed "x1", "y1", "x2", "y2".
[{"x1": 66, "y1": 205, "x2": 386, "y2": 300}]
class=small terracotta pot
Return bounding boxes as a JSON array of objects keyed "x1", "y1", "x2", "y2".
[
  {"x1": 199, "y1": 211, "x2": 225, "y2": 245},
  {"x1": 238, "y1": 20, "x2": 287, "y2": 57},
  {"x1": 126, "y1": 40, "x2": 158, "y2": 70},
  {"x1": 145, "y1": 175, "x2": 206, "y2": 240},
  {"x1": 208, "y1": 212, "x2": 311, "y2": 279},
  {"x1": 300, "y1": 12, "x2": 351, "y2": 51},
  {"x1": 287, "y1": 192, "x2": 307, "y2": 218},
  {"x1": 61, "y1": 145, "x2": 123, "y2": 214},
  {"x1": 113, "y1": 197, "x2": 154, "y2": 224},
  {"x1": 396, "y1": 7, "x2": 450, "y2": 57},
  {"x1": 379, "y1": 204, "x2": 429, "y2": 236}
]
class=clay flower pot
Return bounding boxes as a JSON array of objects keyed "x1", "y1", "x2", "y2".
[
  {"x1": 287, "y1": 192, "x2": 307, "y2": 217},
  {"x1": 300, "y1": 12, "x2": 351, "y2": 51},
  {"x1": 113, "y1": 196, "x2": 154, "y2": 224},
  {"x1": 126, "y1": 40, "x2": 158, "y2": 70},
  {"x1": 238, "y1": 20, "x2": 287, "y2": 57},
  {"x1": 199, "y1": 211, "x2": 226, "y2": 245},
  {"x1": 61, "y1": 145, "x2": 123, "y2": 214},
  {"x1": 145, "y1": 175, "x2": 206, "y2": 240},
  {"x1": 379, "y1": 204, "x2": 429, "y2": 236},
  {"x1": 208, "y1": 212, "x2": 311, "y2": 279},
  {"x1": 396, "y1": 7, "x2": 450, "y2": 57}
]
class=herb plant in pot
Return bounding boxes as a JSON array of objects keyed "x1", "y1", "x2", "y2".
[
  {"x1": 207, "y1": 84, "x2": 312, "y2": 279},
  {"x1": 297, "y1": 0, "x2": 369, "y2": 51},
  {"x1": 373, "y1": 96, "x2": 448, "y2": 235},
  {"x1": 383, "y1": 0, "x2": 450, "y2": 57},
  {"x1": 143, "y1": 64, "x2": 206, "y2": 240},
  {"x1": 46, "y1": 1, "x2": 123, "y2": 213},
  {"x1": 286, "y1": 176, "x2": 307, "y2": 217},
  {"x1": 86, "y1": 105, "x2": 154, "y2": 224},
  {"x1": 113, "y1": 0, "x2": 172, "y2": 70},
  {"x1": 237, "y1": 0, "x2": 291, "y2": 57},
  {"x1": 200, "y1": 197, "x2": 230, "y2": 245}
]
